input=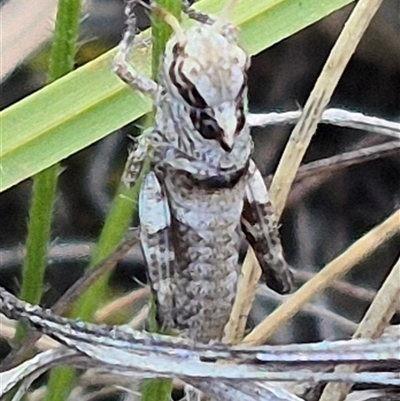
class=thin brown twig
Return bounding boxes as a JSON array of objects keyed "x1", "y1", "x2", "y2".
[
  {"x1": 94, "y1": 286, "x2": 150, "y2": 323},
  {"x1": 272, "y1": 140, "x2": 400, "y2": 208},
  {"x1": 54, "y1": 229, "x2": 139, "y2": 313},
  {"x1": 294, "y1": 141, "x2": 400, "y2": 183}
]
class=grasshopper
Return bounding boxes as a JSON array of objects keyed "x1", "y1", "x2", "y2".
[{"x1": 113, "y1": 0, "x2": 293, "y2": 343}]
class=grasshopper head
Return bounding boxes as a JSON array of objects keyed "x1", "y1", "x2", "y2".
[{"x1": 160, "y1": 5, "x2": 250, "y2": 152}]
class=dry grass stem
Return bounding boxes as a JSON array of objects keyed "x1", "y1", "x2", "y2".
[
  {"x1": 54, "y1": 229, "x2": 139, "y2": 313},
  {"x1": 248, "y1": 108, "x2": 400, "y2": 140},
  {"x1": 0, "y1": 315, "x2": 58, "y2": 351},
  {"x1": 226, "y1": 0, "x2": 386, "y2": 346},
  {"x1": 293, "y1": 141, "x2": 400, "y2": 183},
  {"x1": 319, "y1": 255, "x2": 400, "y2": 401},
  {"x1": 223, "y1": 248, "x2": 262, "y2": 344},
  {"x1": 258, "y1": 286, "x2": 358, "y2": 334},
  {"x1": 242, "y1": 209, "x2": 400, "y2": 345},
  {"x1": 94, "y1": 287, "x2": 150, "y2": 323},
  {"x1": 294, "y1": 270, "x2": 400, "y2": 314},
  {"x1": 285, "y1": 141, "x2": 400, "y2": 207},
  {"x1": 270, "y1": 0, "x2": 386, "y2": 215}
]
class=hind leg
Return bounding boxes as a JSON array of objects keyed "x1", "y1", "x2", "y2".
[
  {"x1": 241, "y1": 160, "x2": 294, "y2": 294},
  {"x1": 139, "y1": 171, "x2": 176, "y2": 330}
]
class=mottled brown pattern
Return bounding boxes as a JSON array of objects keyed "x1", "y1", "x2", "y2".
[{"x1": 161, "y1": 169, "x2": 245, "y2": 342}]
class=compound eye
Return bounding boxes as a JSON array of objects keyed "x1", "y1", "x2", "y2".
[{"x1": 190, "y1": 109, "x2": 223, "y2": 141}]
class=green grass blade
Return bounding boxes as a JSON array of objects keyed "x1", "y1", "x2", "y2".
[
  {"x1": 0, "y1": 0, "x2": 354, "y2": 192},
  {"x1": 141, "y1": 379, "x2": 174, "y2": 401}
]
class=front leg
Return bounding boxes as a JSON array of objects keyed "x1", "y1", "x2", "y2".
[
  {"x1": 139, "y1": 171, "x2": 176, "y2": 331},
  {"x1": 122, "y1": 129, "x2": 154, "y2": 188},
  {"x1": 241, "y1": 160, "x2": 294, "y2": 294},
  {"x1": 113, "y1": 0, "x2": 158, "y2": 97}
]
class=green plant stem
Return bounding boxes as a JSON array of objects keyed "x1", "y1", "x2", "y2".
[
  {"x1": 151, "y1": 0, "x2": 182, "y2": 79},
  {"x1": 48, "y1": 0, "x2": 82, "y2": 81},
  {"x1": 141, "y1": 379, "x2": 174, "y2": 401},
  {"x1": 13, "y1": 0, "x2": 81, "y2": 345},
  {"x1": 141, "y1": 1, "x2": 181, "y2": 400},
  {"x1": 22, "y1": 1, "x2": 83, "y2": 401},
  {"x1": 13, "y1": 167, "x2": 59, "y2": 344}
]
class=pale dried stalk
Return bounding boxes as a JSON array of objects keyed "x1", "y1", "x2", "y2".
[
  {"x1": 226, "y1": 0, "x2": 386, "y2": 345},
  {"x1": 319, "y1": 255, "x2": 400, "y2": 401},
  {"x1": 0, "y1": 315, "x2": 58, "y2": 350},
  {"x1": 95, "y1": 287, "x2": 150, "y2": 323},
  {"x1": 0, "y1": 286, "x2": 150, "y2": 364},
  {"x1": 2, "y1": 331, "x2": 399, "y2": 396},
  {"x1": 223, "y1": 247, "x2": 261, "y2": 344},
  {"x1": 258, "y1": 286, "x2": 358, "y2": 334},
  {"x1": 294, "y1": 270, "x2": 400, "y2": 314},
  {"x1": 3, "y1": 286, "x2": 399, "y2": 366},
  {"x1": 0, "y1": 348, "x2": 84, "y2": 398},
  {"x1": 242, "y1": 209, "x2": 400, "y2": 345},
  {"x1": 270, "y1": 0, "x2": 385, "y2": 215},
  {"x1": 248, "y1": 109, "x2": 400, "y2": 140}
]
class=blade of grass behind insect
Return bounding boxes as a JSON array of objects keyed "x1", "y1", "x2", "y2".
[{"x1": 0, "y1": 0, "x2": 355, "y2": 192}]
